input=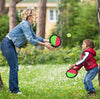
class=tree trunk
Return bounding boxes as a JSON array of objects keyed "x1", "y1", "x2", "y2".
[
  {"x1": 0, "y1": 73, "x2": 3, "y2": 90},
  {"x1": 9, "y1": 0, "x2": 16, "y2": 31},
  {"x1": 16, "y1": 0, "x2": 22, "y2": 4},
  {"x1": 36, "y1": 0, "x2": 47, "y2": 50},
  {"x1": 0, "y1": 0, "x2": 5, "y2": 15},
  {"x1": 97, "y1": 0, "x2": 100, "y2": 86},
  {"x1": 97, "y1": 0, "x2": 100, "y2": 49},
  {"x1": 0, "y1": 0, "x2": 22, "y2": 15},
  {"x1": 57, "y1": 0, "x2": 61, "y2": 36}
]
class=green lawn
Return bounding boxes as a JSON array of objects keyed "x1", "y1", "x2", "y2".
[{"x1": 0, "y1": 64, "x2": 100, "y2": 99}]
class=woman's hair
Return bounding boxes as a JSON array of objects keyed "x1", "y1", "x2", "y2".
[
  {"x1": 83, "y1": 39, "x2": 95, "y2": 48},
  {"x1": 21, "y1": 8, "x2": 35, "y2": 20}
]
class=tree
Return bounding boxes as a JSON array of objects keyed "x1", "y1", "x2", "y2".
[
  {"x1": 57, "y1": 0, "x2": 98, "y2": 48},
  {"x1": 0, "y1": 0, "x2": 22, "y2": 15},
  {"x1": 97, "y1": 0, "x2": 100, "y2": 87},
  {"x1": 9, "y1": 0, "x2": 16, "y2": 31},
  {"x1": 97, "y1": 0, "x2": 100, "y2": 49},
  {"x1": 0, "y1": 0, "x2": 6, "y2": 15},
  {"x1": 57, "y1": 0, "x2": 62, "y2": 36},
  {"x1": 36, "y1": 0, "x2": 47, "y2": 50}
]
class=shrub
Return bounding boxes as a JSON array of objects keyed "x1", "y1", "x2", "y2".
[
  {"x1": 56, "y1": 1, "x2": 99, "y2": 48},
  {"x1": 95, "y1": 50, "x2": 100, "y2": 64},
  {"x1": 0, "y1": 14, "x2": 9, "y2": 43},
  {"x1": 0, "y1": 44, "x2": 100, "y2": 66},
  {"x1": 0, "y1": 44, "x2": 81, "y2": 66},
  {"x1": 0, "y1": 51, "x2": 8, "y2": 66}
]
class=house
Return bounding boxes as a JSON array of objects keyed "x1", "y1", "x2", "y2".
[
  {"x1": 6, "y1": 0, "x2": 58, "y2": 39},
  {"x1": 80, "y1": 0, "x2": 96, "y2": 4}
]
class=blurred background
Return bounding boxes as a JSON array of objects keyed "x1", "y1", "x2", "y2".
[{"x1": 0, "y1": 0, "x2": 100, "y2": 66}]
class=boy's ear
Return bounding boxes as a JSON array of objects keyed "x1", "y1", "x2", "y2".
[{"x1": 87, "y1": 46, "x2": 90, "y2": 49}]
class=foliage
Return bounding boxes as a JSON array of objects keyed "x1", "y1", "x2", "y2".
[
  {"x1": 95, "y1": 49, "x2": 100, "y2": 63},
  {"x1": 56, "y1": 1, "x2": 99, "y2": 48},
  {"x1": 0, "y1": 0, "x2": 37, "y2": 42},
  {"x1": 1, "y1": 44, "x2": 100, "y2": 66},
  {"x1": 0, "y1": 51, "x2": 8, "y2": 66},
  {"x1": 15, "y1": 44, "x2": 82, "y2": 65},
  {"x1": 0, "y1": 14, "x2": 9, "y2": 43},
  {"x1": 0, "y1": 12, "x2": 37, "y2": 43}
]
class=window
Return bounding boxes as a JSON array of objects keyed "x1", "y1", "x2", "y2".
[{"x1": 49, "y1": 9, "x2": 58, "y2": 22}]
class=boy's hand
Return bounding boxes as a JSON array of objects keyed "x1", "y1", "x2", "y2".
[{"x1": 69, "y1": 64, "x2": 75, "y2": 70}]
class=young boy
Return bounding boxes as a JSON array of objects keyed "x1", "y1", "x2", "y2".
[{"x1": 69, "y1": 39, "x2": 98, "y2": 97}]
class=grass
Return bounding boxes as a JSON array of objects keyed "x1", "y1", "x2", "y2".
[{"x1": 0, "y1": 64, "x2": 100, "y2": 99}]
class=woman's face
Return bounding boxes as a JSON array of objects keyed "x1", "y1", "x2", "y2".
[{"x1": 29, "y1": 14, "x2": 37, "y2": 24}]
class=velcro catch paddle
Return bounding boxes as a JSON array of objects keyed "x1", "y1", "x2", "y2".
[
  {"x1": 66, "y1": 69, "x2": 78, "y2": 78},
  {"x1": 49, "y1": 34, "x2": 61, "y2": 47}
]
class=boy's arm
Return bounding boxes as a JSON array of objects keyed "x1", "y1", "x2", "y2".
[
  {"x1": 75, "y1": 52, "x2": 89, "y2": 66},
  {"x1": 69, "y1": 64, "x2": 75, "y2": 70},
  {"x1": 74, "y1": 64, "x2": 83, "y2": 71},
  {"x1": 74, "y1": 52, "x2": 90, "y2": 70},
  {"x1": 69, "y1": 51, "x2": 89, "y2": 70},
  {"x1": 69, "y1": 64, "x2": 83, "y2": 71}
]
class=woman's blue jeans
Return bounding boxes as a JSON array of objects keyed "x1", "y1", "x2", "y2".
[
  {"x1": 1, "y1": 37, "x2": 19, "y2": 93},
  {"x1": 83, "y1": 67, "x2": 98, "y2": 92}
]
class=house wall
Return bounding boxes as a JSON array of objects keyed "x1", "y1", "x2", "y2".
[{"x1": 45, "y1": 7, "x2": 57, "y2": 38}]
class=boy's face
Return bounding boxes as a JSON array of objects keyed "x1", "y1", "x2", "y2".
[{"x1": 82, "y1": 41, "x2": 88, "y2": 50}]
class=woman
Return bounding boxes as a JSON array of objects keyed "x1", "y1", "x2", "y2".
[{"x1": 1, "y1": 8, "x2": 54, "y2": 94}]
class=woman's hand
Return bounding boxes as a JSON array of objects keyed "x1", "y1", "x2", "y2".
[
  {"x1": 43, "y1": 39, "x2": 49, "y2": 43},
  {"x1": 37, "y1": 42, "x2": 54, "y2": 51},
  {"x1": 68, "y1": 64, "x2": 75, "y2": 70},
  {"x1": 44, "y1": 43, "x2": 54, "y2": 51}
]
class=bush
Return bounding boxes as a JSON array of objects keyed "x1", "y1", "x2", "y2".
[
  {"x1": 0, "y1": 13, "x2": 37, "y2": 43},
  {"x1": 0, "y1": 44, "x2": 81, "y2": 66},
  {"x1": 56, "y1": 1, "x2": 99, "y2": 48},
  {"x1": 0, "y1": 14, "x2": 9, "y2": 43},
  {"x1": 15, "y1": 46, "x2": 100, "y2": 66},
  {"x1": 0, "y1": 44, "x2": 100, "y2": 66},
  {"x1": 95, "y1": 49, "x2": 100, "y2": 64},
  {"x1": 0, "y1": 51, "x2": 8, "y2": 66}
]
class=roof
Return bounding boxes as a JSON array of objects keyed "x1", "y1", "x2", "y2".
[
  {"x1": 22, "y1": 0, "x2": 57, "y2": 2},
  {"x1": 6, "y1": 0, "x2": 57, "y2": 8},
  {"x1": 6, "y1": 0, "x2": 57, "y2": 2}
]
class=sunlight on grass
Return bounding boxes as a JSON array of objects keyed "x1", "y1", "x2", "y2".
[{"x1": 0, "y1": 64, "x2": 100, "y2": 99}]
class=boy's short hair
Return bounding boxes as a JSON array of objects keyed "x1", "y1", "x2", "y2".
[{"x1": 83, "y1": 39, "x2": 95, "y2": 48}]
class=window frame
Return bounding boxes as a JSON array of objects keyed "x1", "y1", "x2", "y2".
[{"x1": 48, "y1": 9, "x2": 58, "y2": 22}]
